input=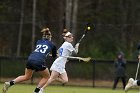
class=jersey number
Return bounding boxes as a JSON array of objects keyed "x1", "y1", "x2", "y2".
[
  {"x1": 34, "y1": 45, "x2": 48, "y2": 53},
  {"x1": 59, "y1": 48, "x2": 63, "y2": 56}
]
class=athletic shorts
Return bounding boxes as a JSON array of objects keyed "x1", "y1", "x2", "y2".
[
  {"x1": 50, "y1": 63, "x2": 66, "y2": 74},
  {"x1": 26, "y1": 60, "x2": 47, "y2": 72}
]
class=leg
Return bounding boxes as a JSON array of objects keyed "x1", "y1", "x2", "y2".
[
  {"x1": 37, "y1": 68, "x2": 50, "y2": 87},
  {"x1": 57, "y1": 72, "x2": 68, "y2": 84},
  {"x1": 112, "y1": 77, "x2": 119, "y2": 89},
  {"x1": 13, "y1": 68, "x2": 33, "y2": 83},
  {"x1": 2, "y1": 68, "x2": 33, "y2": 93},
  {"x1": 34, "y1": 68, "x2": 50, "y2": 93},
  {"x1": 121, "y1": 77, "x2": 126, "y2": 89},
  {"x1": 42, "y1": 70, "x2": 60, "y2": 89}
]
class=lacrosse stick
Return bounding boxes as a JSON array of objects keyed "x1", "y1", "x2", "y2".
[
  {"x1": 135, "y1": 44, "x2": 140, "y2": 80},
  {"x1": 77, "y1": 23, "x2": 91, "y2": 43},
  {"x1": 48, "y1": 54, "x2": 91, "y2": 62},
  {"x1": 135, "y1": 60, "x2": 140, "y2": 80},
  {"x1": 131, "y1": 44, "x2": 140, "y2": 93},
  {"x1": 62, "y1": 56, "x2": 92, "y2": 62}
]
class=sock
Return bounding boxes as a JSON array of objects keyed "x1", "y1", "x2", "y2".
[
  {"x1": 34, "y1": 87, "x2": 40, "y2": 92},
  {"x1": 10, "y1": 81, "x2": 15, "y2": 86}
]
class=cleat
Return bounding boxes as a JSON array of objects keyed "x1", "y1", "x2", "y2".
[
  {"x1": 2, "y1": 82, "x2": 10, "y2": 93},
  {"x1": 39, "y1": 88, "x2": 44, "y2": 93},
  {"x1": 33, "y1": 88, "x2": 43, "y2": 93},
  {"x1": 125, "y1": 78, "x2": 134, "y2": 92}
]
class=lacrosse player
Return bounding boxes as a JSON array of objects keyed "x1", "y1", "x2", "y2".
[
  {"x1": 38, "y1": 29, "x2": 80, "y2": 93},
  {"x1": 2, "y1": 28, "x2": 57, "y2": 93},
  {"x1": 125, "y1": 55, "x2": 140, "y2": 92}
]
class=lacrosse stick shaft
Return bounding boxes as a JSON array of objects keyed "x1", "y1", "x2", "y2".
[
  {"x1": 61, "y1": 56, "x2": 91, "y2": 62},
  {"x1": 49, "y1": 54, "x2": 85, "y2": 60},
  {"x1": 135, "y1": 49, "x2": 140, "y2": 80},
  {"x1": 61, "y1": 56, "x2": 83, "y2": 60},
  {"x1": 135, "y1": 59, "x2": 140, "y2": 80},
  {"x1": 77, "y1": 34, "x2": 85, "y2": 43}
]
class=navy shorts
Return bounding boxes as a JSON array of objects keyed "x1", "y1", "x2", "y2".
[{"x1": 26, "y1": 60, "x2": 47, "y2": 72}]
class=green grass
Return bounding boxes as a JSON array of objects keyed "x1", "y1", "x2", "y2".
[{"x1": 0, "y1": 83, "x2": 139, "y2": 93}]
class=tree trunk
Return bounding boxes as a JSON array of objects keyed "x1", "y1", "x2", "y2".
[
  {"x1": 17, "y1": 0, "x2": 24, "y2": 57},
  {"x1": 127, "y1": 0, "x2": 135, "y2": 57},
  {"x1": 65, "y1": 0, "x2": 72, "y2": 31},
  {"x1": 58, "y1": 0, "x2": 65, "y2": 45},
  {"x1": 32, "y1": 0, "x2": 36, "y2": 52},
  {"x1": 71, "y1": 0, "x2": 78, "y2": 44},
  {"x1": 72, "y1": 0, "x2": 78, "y2": 44},
  {"x1": 95, "y1": 0, "x2": 102, "y2": 32},
  {"x1": 119, "y1": 0, "x2": 128, "y2": 50}
]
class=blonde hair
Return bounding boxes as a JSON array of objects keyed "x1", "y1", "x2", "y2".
[{"x1": 41, "y1": 28, "x2": 52, "y2": 40}]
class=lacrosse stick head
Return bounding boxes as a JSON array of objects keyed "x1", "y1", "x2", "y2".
[
  {"x1": 86, "y1": 23, "x2": 91, "y2": 30},
  {"x1": 77, "y1": 23, "x2": 92, "y2": 43},
  {"x1": 84, "y1": 23, "x2": 92, "y2": 33}
]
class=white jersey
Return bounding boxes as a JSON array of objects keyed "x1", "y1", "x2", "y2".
[{"x1": 50, "y1": 41, "x2": 75, "y2": 73}]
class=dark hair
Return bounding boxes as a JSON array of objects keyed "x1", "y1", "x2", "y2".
[
  {"x1": 62, "y1": 29, "x2": 68, "y2": 36},
  {"x1": 41, "y1": 28, "x2": 52, "y2": 39}
]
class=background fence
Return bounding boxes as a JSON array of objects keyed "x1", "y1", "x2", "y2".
[{"x1": 0, "y1": 56, "x2": 139, "y2": 88}]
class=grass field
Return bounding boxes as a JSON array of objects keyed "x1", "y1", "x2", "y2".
[{"x1": 0, "y1": 83, "x2": 139, "y2": 93}]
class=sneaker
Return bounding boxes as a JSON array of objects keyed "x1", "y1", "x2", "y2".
[
  {"x1": 125, "y1": 78, "x2": 134, "y2": 92},
  {"x1": 2, "y1": 82, "x2": 10, "y2": 93},
  {"x1": 39, "y1": 88, "x2": 44, "y2": 93},
  {"x1": 33, "y1": 88, "x2": 43, "y2": 93}
]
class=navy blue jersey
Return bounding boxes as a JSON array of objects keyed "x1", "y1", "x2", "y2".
[{"x1": 28, "y1": 39, "x2": 56, "y2": 62}]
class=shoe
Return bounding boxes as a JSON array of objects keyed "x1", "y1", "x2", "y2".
[
  {"x1": 125, "y1": 78, "x2": 134, "y2": 92},
  {"x1": 2, "y1": 82, "x2": 10, "y2": 93},
  {"x1": 39, "y1": 88, "x2": 43, "y2": 93}
]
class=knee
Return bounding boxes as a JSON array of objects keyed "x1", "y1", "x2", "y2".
[{"x1": 62, "y1": 79, "x2": 68, "y2": 84}]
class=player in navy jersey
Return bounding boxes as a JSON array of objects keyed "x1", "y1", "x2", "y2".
[{"x1": 2, "y1": 28, "x2": 57, "y2": 93}]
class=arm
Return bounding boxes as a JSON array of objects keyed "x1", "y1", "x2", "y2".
[{"x1": 72, "y1": 43, "x2": 80, "y2": 55}]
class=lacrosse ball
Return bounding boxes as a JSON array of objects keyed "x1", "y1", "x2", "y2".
[{"x1": 87, "y1": 27, "x2": 91, "y2": 30}]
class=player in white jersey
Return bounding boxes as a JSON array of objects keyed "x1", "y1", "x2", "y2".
[{"x1": 38, "y1": 30, "x2": 80, "y2": 93}]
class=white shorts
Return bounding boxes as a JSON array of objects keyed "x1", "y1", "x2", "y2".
[{"x1": 50, "y1": 63, "x2": 66, "y2": 74}]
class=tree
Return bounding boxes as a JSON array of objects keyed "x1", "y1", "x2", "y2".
[{"x1": 17, "y1": 0, "x2": 24, "y2": 57}]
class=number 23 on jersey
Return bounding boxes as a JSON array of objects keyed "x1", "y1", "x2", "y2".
[{"x1": 34, "y1": 44, "x2": 48, "y2": 53}]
